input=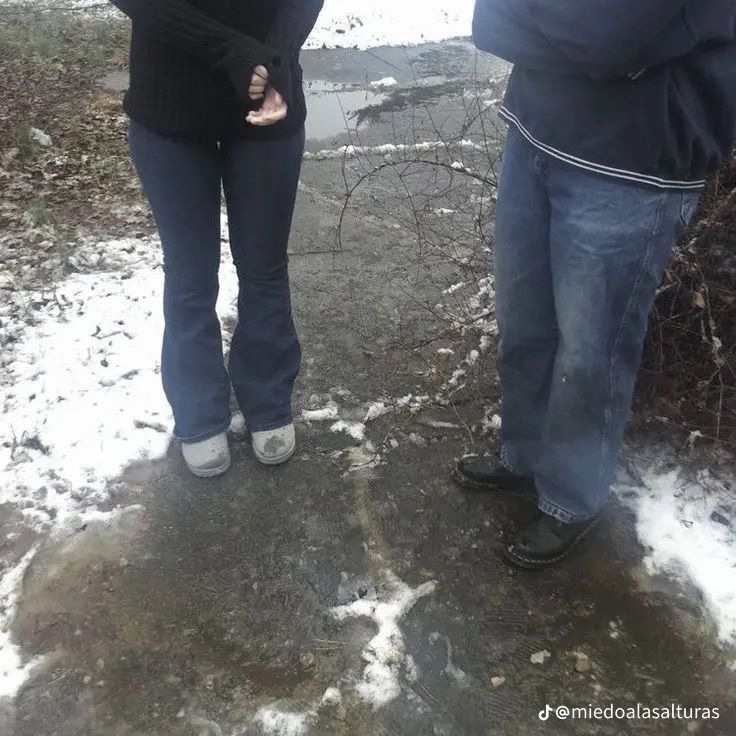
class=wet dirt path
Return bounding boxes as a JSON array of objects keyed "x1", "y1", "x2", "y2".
[{"x1": 2, "y1": 42, "x2": 735, "y2": 736}]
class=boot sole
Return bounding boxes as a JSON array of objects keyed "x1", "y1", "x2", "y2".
[
  {"x1": 254, "y1": 441, "x2": 296, "y2": 466},
  {"x1": 186, "y1": 456, "x2": 232, "y2": 479},
  {"x1": 451, "y1": 466, "x2": 535, "y2": 494},
  {"x1": 504, "y1": 516, "x2": 601, "y2": 570}
]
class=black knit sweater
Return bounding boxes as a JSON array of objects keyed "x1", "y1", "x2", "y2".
[{"x1": 110, "y1": 0, "x2": 324, "y2": 140}]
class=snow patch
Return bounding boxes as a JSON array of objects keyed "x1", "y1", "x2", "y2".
[
  {"x1": 0, "y1": 236, "x2": 238, "y2": 528},
  {"x1": 330, "y1": 420, "x2": 366, "y2": 443},
  {"x1": 0, "y1": 548, "x2": 42, "y2": 699},
  {"x1": 21, "y1": 0, "x2": 473, "y2": 51},
  {"x1": 319, "y1": 687, "x2": 342, "y2": 707},
  {"x1": 303, "y1": 139, "x2": 484, "y2": 162},
  {"x1": 618, "y1": 467, "x2": 736, "y2": 646},
  {"x1": 331, "y1": 571, "x2": 436, "y2": 709},
  {"x1": 253, "y1": 707, "x2": 311, "y2": 736},
  {"x1": 302, "y1": 402, "x2": 339, "y2": 422},
  {"x1": 370, "y1": 77, "x2": 398, "y2": 89},
  {"x1": 306, "y1": 1, "x2": 474, "y2": 50},
  {"x1": 0, "y1": 233, "x2": 238, "y2": 695},
  {"x1": 364, "y1": 401, "x2": 391, "y2": 423}
]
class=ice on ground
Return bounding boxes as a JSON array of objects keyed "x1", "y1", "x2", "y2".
[
  {"x1": 0, "y1": 548, "x2": 42, "y2": 699},
  {"x1": 618, "y1": 466, "x2": 736, "y2": 646},
  {"x1": 331, "y1": 570, "x2": 436, "y2": 709},
  {"x1": 429, "y1": 632, "x2": 466, "y2": 684}
]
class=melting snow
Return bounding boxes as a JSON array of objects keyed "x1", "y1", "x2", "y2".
[
  {"x1": 252, "y1": 707, "x2": 311, "y2": 736},
  {"x1": 331, "y1": 570, "x2": 436, "y2": 709},
  {"x1": 301, "y1": 403, "x2": 339, "y2": 422},
  {"x1": 0, "y1": 236, "x2": 238, "y2": 527},
  {"x1": 319, "y1": 687, "x2": 342, "y2": 706},
  {"x1": 330, "y1": 420, "x2": 366, "y2": 443},
  {"x1": 0, "y1": 548, "x2": 42, "y2": 698},
  {"x1": 0, "y1": 233, "x2": 238, "y2": 695},
  {"x1": 370, "y1": 77, "x2": 398, "y2": 89},
  {"x1": 618, "y1": 467, "x2": 736, "y2": 646}
]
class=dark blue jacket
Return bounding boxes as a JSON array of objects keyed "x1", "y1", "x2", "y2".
[{"x1": 473, "y1": 0, "x2": 736, "y2": 189}]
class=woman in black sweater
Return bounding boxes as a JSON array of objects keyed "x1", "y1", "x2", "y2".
[{"x1": 110, "y1": 0, "x2": 324, "y2": 477}]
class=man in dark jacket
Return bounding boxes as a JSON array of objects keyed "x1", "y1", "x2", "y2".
[{"x1": 456, "y1": 1, "x2": 736, "y2": 568}]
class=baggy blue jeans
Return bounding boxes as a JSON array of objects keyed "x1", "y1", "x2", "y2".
[
  {"x1": 128, "y1": 121, "x2": 304, "y2": 442},
  {"x1": 494, "y1": 128, "x2": 700, "y2": 522}
]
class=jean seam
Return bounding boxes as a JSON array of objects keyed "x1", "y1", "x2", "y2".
[{"x1": 600, "y1": 196, "x2": 666, "y2": 488}]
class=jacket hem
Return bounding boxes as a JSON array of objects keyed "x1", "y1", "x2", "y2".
[{"x1": 499, "y1": 107, "x2": 706, "y2": 192}]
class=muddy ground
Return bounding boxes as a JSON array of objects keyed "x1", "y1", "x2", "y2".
[{"x1": 2, "y1": 39, "x2": 735, "y2": 736}]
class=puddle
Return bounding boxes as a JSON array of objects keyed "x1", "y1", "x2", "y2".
[{"x1": 305, "y1": 81, "x2": 387, "y2": 140}]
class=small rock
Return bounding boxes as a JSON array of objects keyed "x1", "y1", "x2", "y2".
[
  {"x1": 83, "y1": 675, "x2": 92, "y2": 684},
  {"x1": 408, "y1": 432, "x2": 427, "y2": 447},
  {"x1": 490, "y1": 676, "x2": 506, "y2": 688},
  {"x1": 29, "y1": 127, "x2": 52, "y2": 147},
  {"x1": 710, "y1": 510, "x2": 730, "y2": 527},
  {"x1": 300, "y1": 651, "x2": 316, "y2": 669},
  {"x1": 530, "y1": 649, "x2": 551, "y2": 665},
  {"x1": 573, "y1": 651, "x2": 591, "y2": 673}
]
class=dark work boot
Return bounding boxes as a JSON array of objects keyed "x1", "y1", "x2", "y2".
[
  {"x1": 505, "y1": 512, "x2": 601, "y2": 569},
  {"x1": 452, "y1": 454, "x2": 535, "y2": 494}
]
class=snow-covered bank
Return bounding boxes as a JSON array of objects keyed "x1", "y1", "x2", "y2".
[
  {"x1": 617, "y1": 465, "x2": 736, "y2": 647},
  {"x1": 306, "y1": 1, "x2": 474, "y2": 50},
  {"x1": 0, "y1": 234, "x2": 236, "y2": 529},
  {"x1": 1, "y1": 0, "x2": 475, "y2": 50}
]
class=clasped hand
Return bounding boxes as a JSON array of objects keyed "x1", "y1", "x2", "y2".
[{"x1": 246, "y1": 65, "x2": 288, "y2": 127}]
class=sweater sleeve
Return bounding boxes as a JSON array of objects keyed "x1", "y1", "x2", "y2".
[
  {"x1": 264, "y1": 0, "x2": 324, "y2": 57},
  {"x1": 109, "y1": 0, "x2": 283, "y2": 101}
]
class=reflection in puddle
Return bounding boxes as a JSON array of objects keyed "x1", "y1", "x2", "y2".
[{"x1": 305, "y1": 81, "x2": 387, "y2": 140}]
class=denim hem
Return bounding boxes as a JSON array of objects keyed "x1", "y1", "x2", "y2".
[
  {"x1": 538, "y1": 497, "x2": 600, "y2": 524},
  {"x1": 247, "y1": 416, "x2": 294, "y2": 434},
  {"x1": 538, "y1": 498, "x2": 580, "y2": 524},
  {"x1": 500, "y1": 444, "x2": 525, "y2": 476},
  {"x1": 176, "y1": 417, "x2": 232, "y2": 444}
]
